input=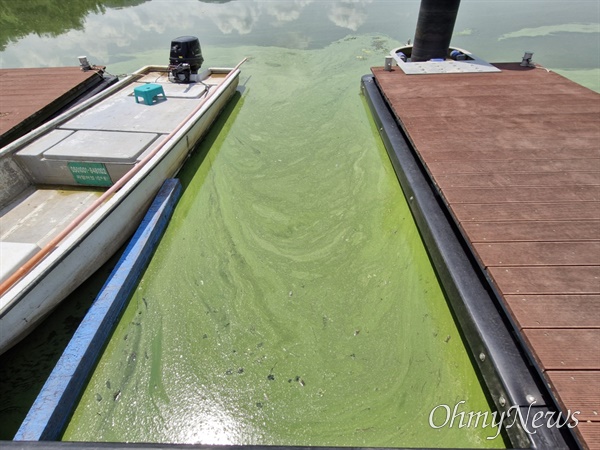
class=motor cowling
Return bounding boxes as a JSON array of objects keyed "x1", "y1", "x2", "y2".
[{"x1": 169, "y1": 36, "x2": 204, "y2": 83}]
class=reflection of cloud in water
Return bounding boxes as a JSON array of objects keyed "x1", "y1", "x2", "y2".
[
  {"x1": 2, "y1": 2, "x2": 186, "y2": 67},
  {"x1": 206, "y1": 1, "x2": 313, "y2": 34},
  {"x1": 205, "y1": 2, "x2": 260, "y2": 35},
  {"x1": 2, "y1": 0, "x2": 373, "y2": 67},
  {"x1": 264, "y1": 0, "x2": 313, "y2": 24},
  {"x1": 274, "y1": 31, "x2": 312, "y2": 50},
  {"x1": 327, "y1": 0, "x2": 374, "y2": 31}
]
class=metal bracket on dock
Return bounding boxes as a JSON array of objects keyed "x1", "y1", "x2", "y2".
[{"x1": 390, "y1": 45, "x2": 501, "y2": 75}]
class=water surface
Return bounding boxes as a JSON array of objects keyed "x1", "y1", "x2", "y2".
[
  {"x1": 1, "y1": 0, "x2": 597, "y2": 445},
  {"x1": 60, "y1": 35, "x2": 503, "y2": 447},
  {"x1": 2, "y1": 0, "x2": 598, "y2": 91}
]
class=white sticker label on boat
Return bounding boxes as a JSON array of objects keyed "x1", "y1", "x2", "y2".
[{"x1": 68, "y1": 162, "x2": 113, "y2": 187}]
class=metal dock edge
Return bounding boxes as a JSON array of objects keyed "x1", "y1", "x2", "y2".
[{"x1": 360, "y1": 74, "x2": 581, "y2": 450}]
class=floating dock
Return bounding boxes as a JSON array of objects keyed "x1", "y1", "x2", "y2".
[
  {"x1": 0, "y1": 66, "x2": 114, "y2": 148},
  {"x1": 365, "y1": 62, "x2": 599, "y2": 449}
]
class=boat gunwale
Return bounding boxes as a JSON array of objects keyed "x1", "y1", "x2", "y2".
[
  {"x1": 0, "y1": 65, "x2": 240, "y2": 318},
  {"x1": 0, "y1": 65, "x2": 234, "y2": 159}
]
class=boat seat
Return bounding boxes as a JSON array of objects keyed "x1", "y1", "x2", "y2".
[
  {"x1": 134, "y1": 84, "x2": 166, "y2": 105},
  {"x1": 0, "y1": 242, "x2": 41, "y2": 283},
  {"x1": 15, "y1": 129, "x2": 159, "y2": 186}
]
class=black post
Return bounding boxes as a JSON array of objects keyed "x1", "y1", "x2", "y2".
[{"x1": 411, "y1": 0, "x2": 461, "y2": 62}]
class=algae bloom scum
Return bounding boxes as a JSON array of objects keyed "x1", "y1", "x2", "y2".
[{"x1": 62, "y1": 37, "x2": 504, "y2": 448}]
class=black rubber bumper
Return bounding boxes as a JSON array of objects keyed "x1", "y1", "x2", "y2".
[{"x1": 361, "y1": 74, "x2": 581, "y2": 450}]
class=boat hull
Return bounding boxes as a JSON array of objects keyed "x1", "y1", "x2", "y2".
[{"x1": 0, "y1": 66, "x2": 240, "y2": 354}]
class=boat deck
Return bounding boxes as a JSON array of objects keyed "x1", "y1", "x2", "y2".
[
  {"x1": 0, "y1": 67, "x2": 234, "y2": 291},
  {"x1": 0, "y1": 67, "x2": 108, "y2": 148},
  {"x1": 371, "y1": 63, "x2": 599, "y2": 449},
  {"x1": 0, "y1": 187, "x2": 102, "y2": 247}
]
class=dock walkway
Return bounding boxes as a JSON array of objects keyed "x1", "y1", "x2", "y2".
[
  {"x1": 372, "y1": 63, "x2": 599, "y2": 449},
  {"x1": 0, "y1": 67, "x2": 108, "y2": 148}
]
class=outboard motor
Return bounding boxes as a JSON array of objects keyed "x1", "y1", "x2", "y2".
[{"x1": 169, "y1": 36, "x2": 204, "y2": 83}]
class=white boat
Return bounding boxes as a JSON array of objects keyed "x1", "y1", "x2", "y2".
[{"x1": 0, "y1": 59, "x2": 243, "y2": 355}]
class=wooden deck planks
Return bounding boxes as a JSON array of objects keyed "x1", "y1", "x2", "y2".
[
  {"x1": 577, "y1": 423, "x2": 600, "y2": 450},
  {"x1": 436, "y1": 172, "x2": 600, "y2": 188},
  {"x1": 473, "y1": 241, "x2": 600, "y2": 266},
  {"x1": 546, "y1": 371, "x2": 600, "y2": 421},
  {"x1": 488, "y1": 266, "x2": 599, "y2": 295},
  {"x1": 391, "y1": 96, "x2": 600, "y2": 118},
  {"x1": 522, "y1": 329, "x2": 600, "y2": 370},
  {"x1": 452, "y1": 202, "x2": 600, "y2": 222},
  {"x1": 427, "y1": 159, "x2": 600, "y2": 175},
  {"x1": 442, "y1": 185, "x2": 599, "y2": 203},
  {"x1": 504, "y1": 295, "x2": 600, "y2": 328},
  {"x1": 414, "y1": 134, "x2": 600, "y2": 155},
  {"x1": 462, "y1": 221, "x2": 600, "y2": 242},
  {"x1": 0, "y1": 67, "x2": 104, "y2": 147},
  {"x1": 372, "y1": 62, "x2": 600, "y2": 449}
]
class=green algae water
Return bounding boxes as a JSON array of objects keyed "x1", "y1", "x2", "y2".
[
  {"x1": 2, "y1": 0, "x2": 597, "y2": 445},
  {"x1": 62, "y1": 37, "x2": 504, "y2": 447}
]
